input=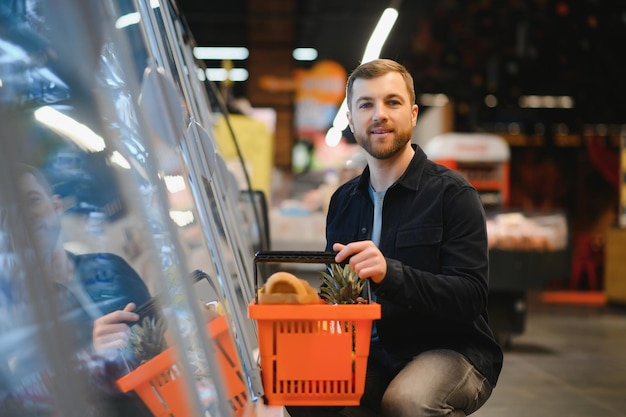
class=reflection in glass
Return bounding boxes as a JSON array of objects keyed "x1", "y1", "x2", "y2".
[{"x1": 0, "y1": 1, "x2": 239, "y2": 416}]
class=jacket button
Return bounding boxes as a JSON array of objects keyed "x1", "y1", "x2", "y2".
[{"x1": 360, "y1": 227, "x2": 367, "y2": 234}]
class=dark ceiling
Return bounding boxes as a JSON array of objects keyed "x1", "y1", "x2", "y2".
[{"x1": 176, "y1": 0, "x2": 626, "y2": 133}]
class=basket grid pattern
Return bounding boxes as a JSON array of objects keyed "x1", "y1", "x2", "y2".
[{"x1": 250, "y1": 251, "x2": 381, "y2": 406}]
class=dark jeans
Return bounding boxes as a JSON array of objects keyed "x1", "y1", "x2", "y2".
[{"x1": 286, "y1": 347, "x2": 492, "y2": 417}]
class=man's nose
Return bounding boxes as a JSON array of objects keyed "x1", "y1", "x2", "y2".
[{"x1": 372, "y1": 103, "x2": 387, "y2": 121}]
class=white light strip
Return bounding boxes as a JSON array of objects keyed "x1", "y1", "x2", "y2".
[
  {"x1": 519, "y1": 95, "x2": 575, "y2": 109},
  {"x1": 34, "y1": 106, "x2": 105, "y2": 152},
  {"x1": 164, "y1": 175, "x2": 187, "y2": 193},
  {"x1": 115, "y1": 2, "x2": 159, "y2": 29},
  {"x1": 293, "y1": 48, "x2": 318, "y2": 61},
  {"x1": 361, "y1": 8, "x2": 399, "y2": 63},
  {"x1": 193, "y1": 47, "x2": 249, "y2": 60},
  {"x1": 228, "y1": 68, "x2": 249, "y2": 81},
  {"x1": 204, "y1": 68, "x2": 249, "y2": 82},
  {"x1": 115, "y1": 12, "x2": 140, "y2": 29},
  {"x1": 326, "y1": 6, "x2": 399, "y2": 146},
  {"x1": 169, "y1": 210, "x2": 195, "y2": 227},
  {"x1": 109, "y1": 151, "x2": 131, "y2": 169}
]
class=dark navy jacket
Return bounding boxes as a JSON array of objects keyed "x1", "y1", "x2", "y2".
[
  {"x1": 60, "y1": 252, "x2": 153, "y2": 352},
  {"x1": 326, "y1": 145, "x2": 503, "y2": 386}
]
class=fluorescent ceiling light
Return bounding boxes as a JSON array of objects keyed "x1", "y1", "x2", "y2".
[
  {"x1": 325, "y1": 126, "x2": 343, "y2": 147},
  {"x1": 164, "y1": 175, "x2": 187, "y2": 193},
  {"x1": 293, "y1": 48, "x2": 318, "y2": 61},
  {"x1": 204, "y1": 68, "x2": 249, "y2": 82},
  {"x1": 519, "y1": 95, "x2": 574, "y2": 109},
  {"x1": 361, "y1": 8, "x2": 399, "y2": 63},
  {"x1": 169, "y1": 210, "x2": 195, "y2": 227},
  {"x1": 34, "y1": 106, "x2": 106, "y2": 153},
  {"x1": 206, "y1": 68, "x2": 228, "y2": 81},
  {"x1": 326, "y1": 5, "x2": 399, "y2": 146},
  {"x1": 331, "y1": 100, "x2": 349, "y2": 131},
  {"x1": 115, "y1": 1, "x2": 159, "y2": 29},
  {"x1": 228, "y1": 68, "x2": 249, "y2": 81},
  {"x1": 115, "y1": 12, "x2": 140, "y2": 29},
  {"x1": 193, "y1": 47, "x2": 249, "y2": 60},
  {"x1": 109, "y1": 151, "x2": 131, "y2": 169}
]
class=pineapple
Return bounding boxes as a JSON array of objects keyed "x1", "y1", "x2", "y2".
[
  {"x1": 320, "y1": 264, "x2": 367, "y2": 304},
  {"x1": 127, "y1": 315, "x2": 168, "y2": 364}
]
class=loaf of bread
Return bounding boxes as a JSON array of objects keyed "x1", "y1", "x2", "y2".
[{"x1": 258, "y1": 271, "x2": 320, "y2": 304}]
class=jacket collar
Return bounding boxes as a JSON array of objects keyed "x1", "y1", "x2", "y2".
[{"x1": 355, "y1": 144, "x2": 427, "y2": 195}]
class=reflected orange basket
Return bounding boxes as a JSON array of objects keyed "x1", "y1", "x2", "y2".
[{"x1": 116, "y1": 315, "x2": 248, "y2": 417}]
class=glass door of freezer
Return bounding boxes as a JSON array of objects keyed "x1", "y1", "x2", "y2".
[
  {"x1": 133, "y1": 0, "x2": 262, "y2": 399},
  {"x1": 0, "y1": 1, "x2": 254, "y2": 416}
]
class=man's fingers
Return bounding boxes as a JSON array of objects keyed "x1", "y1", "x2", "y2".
[{"x1": 332, "y1": 243, "x2": 346, "y2": 261}]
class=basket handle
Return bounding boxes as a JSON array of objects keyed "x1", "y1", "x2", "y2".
[
  {"x1": 254, "y1": 250, "x2": 336, "y2": 264},
  {"x1": 253, "y1": 250, "x2": 372, "y2": 303}
]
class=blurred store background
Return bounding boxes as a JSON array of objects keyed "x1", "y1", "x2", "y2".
[
  {"x1": 1, "y1": 1, "x2": 625, "y2": 416},
  {"x1": 177, "y1": 0, "x2": 626, "y2": 316}
]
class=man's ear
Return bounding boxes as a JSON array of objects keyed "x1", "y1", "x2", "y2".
[
  {"x1": 411, "y1": 104, "x2": 419, "y2": 127},
  {"x1": 347, "y1": 110, "x2": 354, "y2": 133}
]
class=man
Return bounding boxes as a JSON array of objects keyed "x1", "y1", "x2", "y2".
[
  {"x1": 7, "y1": 165, "x2": 154, "y2": 416},
  {"x1": 291, "y1": 59, "x2": 503, "y2": 416}
]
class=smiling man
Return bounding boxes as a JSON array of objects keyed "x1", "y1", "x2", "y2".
[{"x1": 288, "y1": 59, "x2": 503, "y2": 417}]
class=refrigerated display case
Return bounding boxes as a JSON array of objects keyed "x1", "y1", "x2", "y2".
[
  {"x1": 425, "y1": 133, "x2": 570, "y2": 346},
  {"x1": 485, "y1": 210, "x2": 570, "y2": 345},
  {"x1": 0, "y1": 1, "x2": 259, "y2": 415},
  {"x1": 423, "y1": 132, "x2": 510, "y2": 208}
]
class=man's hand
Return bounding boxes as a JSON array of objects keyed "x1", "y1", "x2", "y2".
[
  {"x1": 333, "y1": 241, "x2": 386, "y2": 284},
  {"x1": 93, "y1": 302, "x2": 139, "y2": 359}
]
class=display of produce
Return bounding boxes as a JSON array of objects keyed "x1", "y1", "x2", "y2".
[
  {"x1": 486, "y1": 211, "x2": 568, "y2": 251},
  {"x1": 257, "y1": 271, "x2": 320, "y2": 304}
]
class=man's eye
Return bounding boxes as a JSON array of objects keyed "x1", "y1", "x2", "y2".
[{"x1": 359, "y1": 103, "x2": 372, "y2": 109}]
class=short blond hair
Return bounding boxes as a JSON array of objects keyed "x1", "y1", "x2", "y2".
[{"x1": 346, "y1": 59, "x2": 416, "y2": 111}]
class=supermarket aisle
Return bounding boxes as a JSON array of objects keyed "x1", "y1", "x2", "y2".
[
  {"x1": 286, "y1": 268, "x2": 626, "y2": 416},
  {"x1": 475, "y1": 297, "x2": 626, "y2": 417}
]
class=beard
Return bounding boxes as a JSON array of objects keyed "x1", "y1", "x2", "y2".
[{"x1": 354, "y1": 124, "x2": 413, "y2": 160}]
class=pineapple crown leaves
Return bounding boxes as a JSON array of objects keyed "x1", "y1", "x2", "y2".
[
  {"x1": 320, "y1": 263, "x2": 367, "y2": 304},
  {"x1": 127, "y1": 315, "x2": 168, "y2": 363}
]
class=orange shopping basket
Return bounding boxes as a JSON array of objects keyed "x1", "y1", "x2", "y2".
[
  {"x1": 116, "y1": 315, "x2": 248, "y2": 417},
  {"x1": 248, "y1": 251, "x2": 381, "y2": 406}
]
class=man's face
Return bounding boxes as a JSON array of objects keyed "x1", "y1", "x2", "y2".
[
  {"x1": 19, "y1": 173, "x2": 63, "y2": 253},
  {"x1": 347, "y1": 72, "x2": 418, "y2": 160}
]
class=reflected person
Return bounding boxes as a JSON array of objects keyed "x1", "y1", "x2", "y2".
[{"x1": 5, "y1": 165, "x2": 154, "y2": 417}]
